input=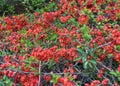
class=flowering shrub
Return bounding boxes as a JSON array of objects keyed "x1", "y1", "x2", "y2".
[{"x1": 0, "y1": 0, "x2": 120, "y2": 86}]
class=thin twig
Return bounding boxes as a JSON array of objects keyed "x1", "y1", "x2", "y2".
[
  {"x1": 38, "y1": 61, "x2": 41, "y2": 86},
  {"x1": 97, "y1": 42, "x2": 111, "y2": 49},
  {"x1": 97, "y1": 62, "x2": 112, "y2": 71}
]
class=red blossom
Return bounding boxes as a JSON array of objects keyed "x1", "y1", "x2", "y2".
[{"x1": 78, "y1": 15, "x2": 89, "y2": 24}]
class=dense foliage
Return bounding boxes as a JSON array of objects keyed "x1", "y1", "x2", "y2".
[
  {"x1": 0, "y1": 0, "x2": 120, "y2": 86},
  {"x1": 0, "y1": 0, "x2": 56, "y2": 16}
]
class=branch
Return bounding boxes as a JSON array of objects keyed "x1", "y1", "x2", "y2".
[
  {"x1": 97, "y1": 62, "x2": 112, "y2": 71},
  {"x1": 97, "y1": 42, "x2": 111, "y2": 49},
  {"x1": 38, "y1": 61, "x2": 41, "y2": 86}
]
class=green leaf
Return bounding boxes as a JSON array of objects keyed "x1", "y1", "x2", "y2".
[
  {"x1": 8, "y1": 65, "x2": 15, "y2": 69},
  {"x1": 6, "y1": 30, "x2": 10, "y2": 35},
  {"x1": 82, "y1": 56, "x2": 86, "y2": 63},
  {"x1": 80, "y1": 25, "x2": 88, "y2": 33},
  {"x1": 88, "y1": 62, "x2": 93, "y2": 68},
  {"x1": 20, "y1": 38, "x2": 25, "y2": 43},
  {"x1": 18, "y1": 66, "x2": 21, "y2": 71},
  {"x1": 0, "y1": 82, "x2": 4, "y2": 86},
  {"x1": 2, "y1": 76, "x2": 7, "y2": 81},
  {"x1": 30, "y1": 67, "x2": 37, "y2": 71},
  {"x1": 113, "y1": 0, "x2": 118, "y2": 3},
  {"x1": 108, "y1": 54, "x2": 113, "y2": 58},
  {"x1": 89, "y1": 60, "x2": 96, "y2": 65},
  {"x1": 1, "y1": 76, "x2": 12, "y2": 86},
  {"x1": 50, "y1": 74, "x2": 60, "y2": 83},
  {"x1": 117, "y1": 13, "x2": 120, "y2": 18},
  {"x1": 118, "y1": 77, "x2": 120, "y2": 81},
  {"x1": 77, "y1": 48, "x2": 84, "y2": 54},
  {"x1": 83, "y1": 61, "x2": 88, "y2": 69},
  {"x1": 68, "y1": 18, "x2": 79, "y2": 27},
  {"x1": 67, "y1": 75, "x2": 73, "y2": 81},
  {"x1": 29, "y1": 56, "x2": 34, "y2": 61},
  {"x1": 0, "y1": 50, "x2": 5, "y2": 56},
  {"x1": 36, "y1": 8, "x2": 40, "y2": 12},
  {"x1": 110, "y1": 71, "x2": 117, "y2": 76},
  {"x1": 82, "y1": 33, "x2": 92, "y2": 40},
  {"x1": 24, "y1": 63, "x2": 30, "y2": 68},
  {"x1": 48, "y1": 59, "x2": 55, "y2": 69},
  {"x1": 114, "y1": 45, "x2": 120, "y2": 51},
  {"x1": 21, "y1": 29, "x2": 26, "y2": 35},
  {"x1": 73, "y1": 56, "x2": 81, "y2": 61}
]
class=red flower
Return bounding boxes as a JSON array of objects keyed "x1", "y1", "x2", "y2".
[
  {"x1": 78, "y1": 15, "x2": 89, "y2": 24},
  {"x1": 96, "y1": 0, "x2": 103, "y2": 4},
  {"x1": 116, "y1": 37, "x2": 120, "y2": 45},
  {"x1": 4, "y1": 56, "x2": 10, "y2": 63},
  {"x1": 97, "y1": 68, "x2": 104, "y2": 78},
  {"x1": 113, "y1": 82, "x2": 118, "y2": 86},
  {"x1": 43, "y1": 12, "x2": 54, "y2": 22},
  {"x1": 0, "y1": 22, "x2": 4, "y2": 30},
  {"x1": 63, "y1": 68, "x2": 68, "y2": 73},
  {"x1": 117, "y1": 65, "x2": 120, "y2": 72},
  {"x1": 69, "y1": 67, "x2": 75, "y2": 73},
  {"x1": 58, "y1": 35, "x2": 71, "y2": 47},
  {"x1": 53, "y1": 10, "x2": 61, "y2": 17},
  {"x1": 12, "y1": 83, "x2": 16, "y2": 86},
  {"x1": 43, "y1": 75, "x2": 51, "y2": 82},
  {"x1": 96, "y1": 15, "x2": 103, "y2": 22},
  {"x1": 59, "y1": 16, "x2": 71, "y2": 23},
  {"x1": 34, "y1": 12, "x2": 39, "y2": 17},
  {"x1": 90, "y1": 80, "x2": 100, "y2": 86},
  {"x1": 20, "y1": 74, "x2": 27, "y2": 82},
  {"x1": 102, "y1": 79, "x2": 108, "y2": 86},
  {"x1": 84, "y1": 83, "x2": 90, "y2": 86}
]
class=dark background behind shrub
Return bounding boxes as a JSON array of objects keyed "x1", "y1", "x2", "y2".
[{"x1": 0, "y1": 0, "x2": 52, "y2": 16}]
